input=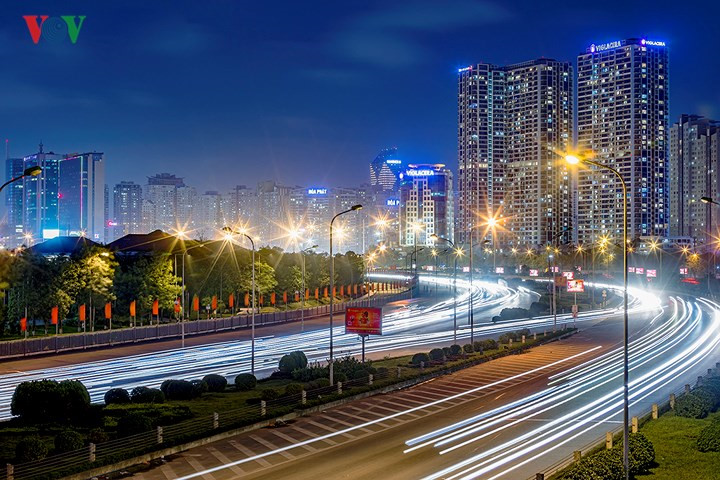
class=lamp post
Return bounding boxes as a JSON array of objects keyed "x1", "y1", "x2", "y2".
[
  {"x1": 178, "y1": 241, "x2": 209, "y2": 348},
  {"x1": 329, "y1": 204, "x2": 362, "y2": 385},
  {"x1": 701, "y1": 196, "x2": 718, "y2": 292},
  {"x1": 0, "y1": 166, "x2": 42, "y2": 196},
  {"x1": 431, "y1": 234, "x2": 458, "y2": 343},
  {"x1": 566, "y1": 153, "x2": 630, "y2": 480},
  {"x1": 223, "y1": 226, "x2": 257, "y2": 375},
  {"x1": 300, "y1": 245, "x2": 318, "y2": 333}
]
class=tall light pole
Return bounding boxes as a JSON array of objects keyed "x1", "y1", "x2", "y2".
[
  {"x1": 431, "y1": 234, "x2": 458, "y2": 343},
  {"x1": 177, "y1": 239, "x2": 209, "y2": 348},
  {"x1": 223, "y1": 226, "x2": 257, "y2": 375},
  {"x1": 701, "y1": 196, "x2": 718, "y2": 292},
  {"x1": 0, "y1": 165, "x2": 42, "y2": 196},
  {"x1": 300, "y1": 245, "x2": 318, "y2": 332},
  {"x1": 329, "y1": 204, "x2": 362, "y2": 385},
  {"x1": 566, "y1": 153, "x2": 630, "y2": 480}
]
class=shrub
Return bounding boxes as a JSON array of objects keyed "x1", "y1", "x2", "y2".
[
  {"x1": 676, "y1": 392, "x2": 712, "y2": 418},
  {"x1": 627, "y1": 432, "x2": 655, "y2": 474},
  {"x1": 292, "y1": 363, "x2": 329, "y2": 382},
  {"x1": 463, "y1": 344, "x2": 474, "y2": 354},
  {"x1": 87, "y1": 428, "x2": 109, "y2": 444},
  {"x1": 260, "y1": 388, "x2": 280, "y2": 402},
  {"x1": 234, "y1": 373, "x2": 257, "y2": 391},
  {"x1": 54, "y1": 430, "x2": 84, "y2": 453},
  {"x1": 130, "y1": 387, "x2": 165, "y2": 404},
  {"x1": 411, "y1": 352, "x2": 430, "y2": 366},
  {"x1": 498, "y1": 333, "x2": 514, "y2": 344},
  {"x1": 698, "y1": 421, "x2": 720, "y2": 452},
  {"x1": 480, "y1": 339, "x2": 498, "y2": 351},
  {"x1": 350, "y1": 368, "x2": 370, "y2": 380},
  {"x1": 694, "y1": 387, "x2": 720, "y2": 410},
  {"x1": 429, "y1": 348, "x2": 445, "y2": 362},
  {"x1": 567, "y1": 448, "x2": 623, "y2": 480},
  {"x1": 11, "y1": 379, "x2": 90, "y2": 424},
  {"x1": 191, "y1": 380, "x2": 208, "y2": 397},
  {"x1": 334, "y1": 373, "x2": 348, "y2": 383},
  {"x1": 449, "y1": 344, "x2": 462, "y2": 356},
  {"x1": 442, "y1": 346, "x2": 452, "y2": 357},
  {"x1": 163, "y1": 380, "x2": 195, "y2": 401},
  {"x1": 202, "y1": 374, "x2": 228, "y2": 393},
  {"x1": 104, "y1": 388, "x2": 131, "y2": 405},
  {"x1": 15, "y1": 436, "x2": 49, "y2": 463},
  {"x1": 472, "y1": 341, "x2": 483, "y2": 353},
  {"x1": 117, "y1": 413, "x2": 153, "y2": 437},
  {"x1": 308, "y1": 378, "x2": 331, "y2": 389},
  {"x1": 285, "y1": 383, "x2": 304, "y2": 396},
  {"x1": 160, "y1": 379, "x2": 172, "y2": 395},
  {"x1": 279, "y1": 351, "x2": 309, "y2": 373},
  {"x1": 376, "y1": 367, "x2": 389, "y2": 378}
]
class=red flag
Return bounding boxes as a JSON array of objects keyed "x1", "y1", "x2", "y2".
[
  {"x1": 105, "y1": 302, "x2": 112, "y2": 319},
  {"x1": 244, "y1": 292, "x2": 250, "y2": 307},
  {"x1": 211, "y1": 295, "x2": 217, "y2": 311},
  {"x1": 306, "y1": 288, "x2": 310, "y2": 299},
  {"x1": 173, "y1": 298, "x2": 181, "y2": 313},
  {"x1": 332, "y1": 286, "x2": 337, "y2": 297},
  {"x1": 51, "y1": 306, "x2": 59, "y2": 325},
  {"x1": 260, "y1": 295, "x2": 264, "y2": 305},
  {"x1": 129, "y1": 300, "x2": 136, "y2": 317},
  {"x1": 20, "y1": 317, "x2": 27, "y2": 332},
  {"x1": 271, "y1": 292, "x2": 276, "y2": 305},
  {"x1": 152, "y1": 299, "x2": 159, "y2": 316},
  {"x1": 228, "y1": 294, "x2": 235, "y2": 308},
  {"x1": 283, "y1": 291, "x2": 288, "y2": 304},
  {"x1": 79, "y1": 304, "x2": 86, "y2": 323},
  {"x1": 354, "y1": 284, "x2": 358, "y2": 295},
  {"x1": 294, "y1": 292, "x2": 300, "y2": 302},
  {"x1": 315, "y1": 287, "x2": 319, "y2": 299},
  {"x1": 340, "y1": 285, "x2": 345, "y2": 297},
  {"x1": 347, "y1": 285, "x2": 351, "y2": 296},
  {"x1": 323, "y1": 287, "x2": 328, "y2": 298},
  {"x1": 193, "y1": 295, "x2": 200, "y2": 312}
]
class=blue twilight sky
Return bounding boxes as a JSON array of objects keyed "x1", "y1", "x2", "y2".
[{"x1": 1, "y1": 0, "x2": 719, "y2": 195}]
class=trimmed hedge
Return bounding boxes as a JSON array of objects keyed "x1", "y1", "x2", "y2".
[
  {"x1": 15, "y1": 436, "x2": 49, "y2": 463},
  {"x1": 449, "y1": 344, "x2": 462, "y2": 356},
  {"x1": 11, "y1": 379, "x2": 90, "y2": 424},
  {"x1": 54, "y1": 430, "x2": 84, "y2": 453},
  {"x1": 285, "y1": 383, "x2": 304, "y2": 396},
  {"x1": 130, "y1": 386, "x2": 165, "y2": 404},
  {"x1": 202, "y1": 374, "x2": 228, "y2": 393},
  {"x1": 260, "y1": 388, "x2": 280, "y2": 401},
  {"x1": 472, "y1": 341, "x2": 483, "y2": 353},
  {"x1": 279, "y1": 351, "x2": 309, "y2": 373},
  {"x1": 117, "y1": 413, "x2": 153, "y2": 437},
  {"x1": 429, "y1": 348, "x2": 445, "y2": 362},
  {"x1": 676, "y1": 392, "x2": 712, "y2": 419},
  {"x1": 411, "y1": 352, "x2": 430, "y2": 366},
  {"x1": 161, "y1": 380, "x2": 195, "y2": 400},
  {"x1": 104, "y1": 388, "x2": 131, "y2": 405},
  {"x1": 697, "y1": 420, "x2": 720, "y2": 452},
  {"x1": 463, "y1": 344, "x2": 474, "y2": 354},
  {"x1": 561, "y1": 433, "x2": 654, "y2": 479},
  {"x1": 234, "y1": 373, "x2": 257, "y2": 391}
]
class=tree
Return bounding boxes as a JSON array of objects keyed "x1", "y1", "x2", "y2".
[
  {"x1": 114, "y1": 254, "x2": 181, "y2": 318},
  {"x1": 277, "y1": 264, "x2": 302, "y2": 295},
  {"x1": 231, "y1": 261, "x2": 277, "y2": 296}
]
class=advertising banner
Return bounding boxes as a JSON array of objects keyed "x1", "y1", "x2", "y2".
[
  {"x1": 562, "y1": 271, "x2": 574, "y2": 280},
  {"x1": 345, "y1": 307, "x2": 382, "y2": 335},
  {"x1": 529, "y1": 269, "x2": 539, "y2": 277},
  {"x1": 646, "y1": 269, "x2": 657, "y2": 278},
  {"x1": 495, "y1": 266, "x2": 504, "y2": 274},
  {"x1": 567, "y1": 279, "x2": 585, "y2": 293}
]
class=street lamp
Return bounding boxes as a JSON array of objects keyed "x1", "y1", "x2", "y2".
[
  {"x1": 329, "y1": 204, "x2": 362, "y2": 385},
  {"x1": 223, "y1": 226, "x2": 257, "y2": 375},
  {"x1": 431, "y1": 234, "x2": 458, "y2": 344},
  {"x1": 178, "y1": 241, "x2": 210, "y2": 347},
  {"x1": 566, "y1": 152, "x2": 630, "y2": 480},
  {"x1": 0, "y1": 166, "x2": 42, "y2": 196}
]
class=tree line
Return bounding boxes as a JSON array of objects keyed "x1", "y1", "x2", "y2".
[{"x1": 0, "y1": 244, "x2": 365, "y2": 335}]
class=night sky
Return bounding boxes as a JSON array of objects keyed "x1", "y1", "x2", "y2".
[{"x1": 1, "y1": 0, "x2": 719, "y2": 196}]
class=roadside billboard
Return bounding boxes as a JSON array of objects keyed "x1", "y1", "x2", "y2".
[
  {"x1": 562, "y1": 271, "x2": 574, "y2": 280},
  {"x1": 567, "y1": 279, "x2": 585, "y2": 293},
  {"x1": 495, "y1": 266, "x2": 505, "y2": 274},
  {"x1": 636, "y1": 267, "x2": 645, "y2": 275},
  {"x1": 646, "y1": 269, "x2": 657, "y2": 278},
  {"x1": 529, "y1": 269, "x2": 539, "y2": 277},
  {"x1": 345, "y1": 307, "x2": 383, "y2": 335}
]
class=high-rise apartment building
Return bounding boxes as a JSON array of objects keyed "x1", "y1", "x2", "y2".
[
  {"x1": 223, "y1": 185, "x2": 255, "y2": 228},
  {"x1": 457, "y1": 59, "x2": 573, "y2": 247},
  {"x1": 144, "y1": 173, "x2": 185, "y2": 232},
  {"x1": 4, "y1": 157, "x2": 25, "y2": 243},
  {"x1": 113, "y1": 181, "x2": 143, "y2": 238},
  {"x1": 196, "y1": 191, "x2": 223, "y2": 239},
  {"x1": 256, "y1": 181, "x2": 292, "y2": 244},
  {"x1": 57, "y1": 152, "x2": 105, "y2": 241},
  {"x1": 669, "y1": 114, "x2": 720, "y2": 246},
  {"x1": 22, "y1": 144, "x2": 64, "y2": 241},
  {"x1": 399, "y1": 164, "x2": 454, "y2": 247},
  {"x1": 576, "y1": 38, "x2": 669, "y2": 245}
]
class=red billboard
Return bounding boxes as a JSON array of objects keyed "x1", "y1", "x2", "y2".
[
  {"x1": 345, "y1": 307, "x2": 383, "y2": 335},
  {"x1": 529, "y1": 269, "x2": 539, "y2": 277},
  {"x1": 567, "y1": 279, "x2": 585, "y2": 293}
]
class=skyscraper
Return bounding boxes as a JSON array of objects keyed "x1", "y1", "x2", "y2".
[
  {"x1": 399, "y1": 164, "x2": 454, "y2": 247},
  {"x1": 22, "y1": 143, "x2": 64, "y2": 241},
  {"x1": 576, "y1": 38, "x2": 669, "y2": 245},
  {"x1": 457, "y1": 59, "x2": 573, "y2": 247},
  {"x1": 4, "y1": 157, "x2": 25, "y2": 243},
  {"x1": 196, "y1": 191, "x2": 223, "y2": 239},
  {"x1": 145, "y1": 173, "x2": 185, "y2": 232},
  {"x1": 669, "y1": 114, "x2": 720, "y2": 246},
  {"x1": 57, "y1": 152, "x2": 105, "y2": 241},
  {"x1": 369, "y1": 147, "x2": 404, "y2": 193},
  {"x1": 113, "y1": 181, "x2": 143, "y2": 238}
]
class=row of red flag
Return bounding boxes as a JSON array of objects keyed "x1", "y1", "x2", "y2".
[{"x1": 18, "y1": 282, "x2": 402, "y2": 330}]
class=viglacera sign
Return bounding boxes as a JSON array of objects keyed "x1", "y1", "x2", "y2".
[{"x1": 23, "y1": 15, "x2": 86, "y2": 44}]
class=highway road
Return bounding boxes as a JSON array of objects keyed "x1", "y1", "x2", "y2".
[{"x1": 137, "y1": 292, "x2": 719, "y2": 480}]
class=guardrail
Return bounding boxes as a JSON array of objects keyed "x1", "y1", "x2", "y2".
[
  {"x1": 0, "y1": 291, "x2": 408, "y2": 360},
  {"x1": 530, "y1": 367, "x2": 720, "y2": 480}
]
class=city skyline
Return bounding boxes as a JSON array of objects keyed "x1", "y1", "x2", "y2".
[{"x1": 1, "y1": 1, "x2": 719, "y2": 198}]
